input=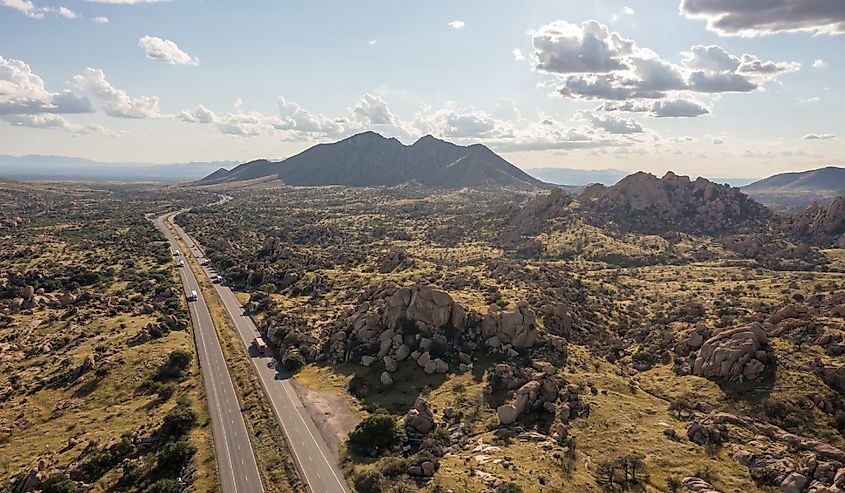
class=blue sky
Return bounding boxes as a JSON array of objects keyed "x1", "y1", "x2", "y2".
[{"x1": 0, "y1": 0, "x2": 843, "y2": 178}]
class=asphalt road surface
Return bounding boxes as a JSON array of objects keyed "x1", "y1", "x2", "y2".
[
  {"x1": 154, "y1": 214, "x2": 265, "y2": 493},
  {"x1": 167, "y1": 215, "x2": 351, "y2": 493}
]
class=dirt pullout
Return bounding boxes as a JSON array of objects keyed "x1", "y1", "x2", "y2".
[{"x1": 291, "y1": 379, "x2": 361, "y2": 460}]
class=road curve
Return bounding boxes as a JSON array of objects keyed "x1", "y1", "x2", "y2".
[
  {"x1": 154, "y1": 213, "x2": 265, "y2": 493},
  {"x1": 167, "y1": 214, "x2": 351, "y2": 493}
]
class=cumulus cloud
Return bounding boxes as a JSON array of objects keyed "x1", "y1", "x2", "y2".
[
  {"x1": 576, "y1": 110, "x2": 643, "y2": 134},
  {"x1": 139, "y1": 36, "x2": 199, "y2": 65},
  {"x1": 680, "y1": 0, "x2": 845, "y2": 36},
  {"x1": 813, "y1": 59, "x2": 828, "y2": 68},
  {"x1": 512, "y1": 48, "x2": 525, "y2": 62},
  {"x1": 351, "y1": 94, "x2": 396, "y2": 126},
  {"x1": 1, "y1": 0, "x2": 77, "y2": 19},
  {"x1": 650, "y1": 98, "x2": 710, "y2": 117},
  {"x1": 73, "y1": 68, "x2": 162, "y2": 118},
  {"x1": 0, "y1": 56, "x2": 93, "y2": 116},
  {"x1": 92, "y1": 16, "x2": 109, "y2": 23},
  {"x1": 804, "y1": 133, "x2": 836, "y2": 140},
  {"x1": 448, "y1": 20, "x2": 465, "y2": 30},
  {"x1": 528, "y1": 20, "x2": 798, "y2": 116}
]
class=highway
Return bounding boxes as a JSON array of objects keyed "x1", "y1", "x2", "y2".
[
  {"x1": 154, "y1": 214, "x2": 265, "y2": 493},
  {"x1": 166, "y1": 214, "x2": 351, "y2": 493}
]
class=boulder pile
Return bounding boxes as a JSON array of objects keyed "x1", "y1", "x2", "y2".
[
  {"x1": 691, "y1": 323, "x2": 772, "y2": 382},
  {"x1": 324, "y1": 283, "x2": 545, "y2": 376}
]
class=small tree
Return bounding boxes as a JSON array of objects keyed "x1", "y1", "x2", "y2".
[
  {"x1": 623, "y1": 452, "x2": 646, "y2": 482},
  {"x1": 496, "y1": 483, "x2": 524, "y2": 493},
  {"x1": 42, "y1": 473, "x2": 78, "y2": 493},
  {"x1": 156, "y1": 350, "x2": 192, "y2": 381},
  {"x1": 347, "y1": 413, "x2": 404, "y2": 457},
  {"x1": 158, "y1": 440, "x2": 197, "y2": 473},
  {"x1": 666, "y1": 475, "x2": 682, "y2": 493},
  {"x1": 160, "y1": 402, "x2": 196, "y2": 438},
  {"x1": 595, "y1": 459, "x2": 617, "y2": 486},
  {"x1": 352, "y1": 470, "x2": 385, "y2": 493},
  {"x1": 282, "y1": 352, "x2": 305, "y2": 373},
  {"x1": 143, "y1": 479, "x2": 175, "y2": 493}
]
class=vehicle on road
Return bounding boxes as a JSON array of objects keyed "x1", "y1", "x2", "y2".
[
  {"x1": 178, "y1": 259, "x2": 185, "y2": 267},
  {"x1": 173, "y1": 250, "x2": 181, "y2": 256},
  {"x1": 212, "y1": 275, "x2": 224, "y2": 284},
  {"x1": 187, "y1": 290, "x2": 198, "y2": 302},
  {"x1": 255, "y1": 337, "x2": 267, "y2": 353}
]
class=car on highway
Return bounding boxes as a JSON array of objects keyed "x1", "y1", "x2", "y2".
[
  {"x1": 177, "y1": 259, "x2": 185, "y2": 267},
  {"x1": 187, "y1": 290, "x2": 198, "y2": 302}
]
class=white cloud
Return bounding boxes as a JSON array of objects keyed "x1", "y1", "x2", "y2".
[
  {"x1": 84, "y1": 0, "x2": 170, "y2": 3},
  {"x1": 448, "y1": 20, "x2": 465, "y2": 30},
  {"x1": 576, "y1": 110, "x2": 643, "y2": 134},
  {"x1": 650, "y1": 98, "x2": 710, "y2": 117},
  {"x1": 529, "y1": 21, "x2": 798, "y2": 112},
  {"x1": 139, "y1": 36, "x2": 199, "y2": 65},
  {"x1": 680, "y1": 0, "x2": 845, "y2": 36},
  {"x1": 368, "y1": 40, "x2": 377, "y2": 46},
  {"x1": 512, "y1": 48, "x2": 525, "y2": 62},
  {"x1": 712, "y1": 136, "x2": 726, "y2": 144},
  {"x1": 0, "y1": 56, "x2": 93, "y2": 116},
  {"x1": 813, "y1": 59, "x2": 828, "y2": 69},
  {"x1": 1, "y1": 0, "x2": 77, "y2": 19},
  {"x1": 803, "y1": 133, "x2": 836, "y2": 140},
  {"x1": 73, "y1": 68, "x2": 163, "y2": 118},
  {"x1": 351, "y1": 94, "x2": 396, "y2": 126},
  {"x1": 623, "y1": 6, "x2": 635, "y2": 15},
  {"x1": 92, "y1": 16, "x2": 109, "y2": 23}
]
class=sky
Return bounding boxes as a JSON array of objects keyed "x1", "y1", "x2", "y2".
[{"x1": 0, "y1": 0, "x2": 843, "y2": 178}]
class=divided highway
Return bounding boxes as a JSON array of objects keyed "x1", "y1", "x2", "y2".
[
  {"x1": 154, "y1": 214, "x2": 265, "y2": 493},
  {"x1": 166, "y1": 214, "x2": 351, "y2": 493}
]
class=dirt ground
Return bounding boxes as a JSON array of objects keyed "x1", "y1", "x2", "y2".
[{"x1": 291, "y1": 379, "x2": 361, "y2": 460}]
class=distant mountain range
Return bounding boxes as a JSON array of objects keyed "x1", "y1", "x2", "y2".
[
  {"x1": 743, "y1": 166, "x2": 845, "y2": 211},
  {"x1": 201, "y1": 131, "x2": 546, "y2": 189},
  {"x1": 0, "y1": 155, "x2": 238, "y2": 181},
  {"x1": 525, "y1": 167, "x2": 756, "y2": 188}
]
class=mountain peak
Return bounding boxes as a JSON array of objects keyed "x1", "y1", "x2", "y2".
[{"x1": 199, "y1": 132, "x2": 546, "y2": 189}]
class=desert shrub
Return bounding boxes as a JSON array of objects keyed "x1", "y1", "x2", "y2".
[
  {"x1": 155, "y1": 350, "x2": 192, "y2": 381},
  {"x1": 496, "y1": 483, "x2": 524, "y2": 493},
  {"x1": 282, "y1": 352, "x2": 305, "y2": 373},
  {"x1": 143, "y1": 479, "x2": 175, "y2": 493},
  {"x1": 157, "y1": 440, "x2": 196, "y2": 473},
  {"x1": 160, "y1": 402, "x2": 196, "y2": 438},
  {"x1": 352, "y1": 470, "x2": 385, "y2": 493},
  {"x1": 347, "y1": 413, "x2": 404, "y2": 457},
  {"x1": 42, "y1": 474, "x2": 78, "y2": 493}
]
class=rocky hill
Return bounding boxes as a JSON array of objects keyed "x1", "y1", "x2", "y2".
[
  {"x1": 779, "y1": 196, "x2": 845, "y2": 247},
  {"x1": 744, "y1": 166, "x2": 845, "y2": 211},
  {"x1": 579, "y1": 171, "x2": 770, "y2": 235},
  {"x1": 199, "y1": 132, "x2": 546, "y2": 189}
]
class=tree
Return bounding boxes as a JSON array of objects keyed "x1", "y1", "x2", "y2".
[
  {"x1": 623, "y1": 452, "x2": 646, "y2": 482},
  {"x1": 156, "y1": 350, "x2": 192, "y2": 381},
  {"x1": 143, "y1": 479, "x2": 175, "y2": 493},
  {"x1": 158, "y1": 440, "x2": 197, "y2": 473},
  {"x1": 42, "y1": 474, "x2": 78, "y2": 493},
  {"x1": 160, "y1": 402, "x2": 196, "y2": 438},
  {"x1": 282, "y1": 352, "x2": 305, "y2": 373},
  {"x1": 595, "y1": 460, "x2": 617, "y2": 486},
  {"x1": 352, "y1": 470, "x2": 385, "y2": 493},
  {"x1": 496, "y1": 483, "x2": 524, "y2": 493},
  {"x1": 666, "y1": 475, "x2": 682, "y2": 493},
  {"x1": 347, "y1": 413, "x2": 404, "y2": 456}
]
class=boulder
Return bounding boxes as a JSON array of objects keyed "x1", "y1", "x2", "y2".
[
  {"x1": 781, "y1": 472, "x2": 808, "y2": 493},
  {"x1": 693, "y1": 323, "x2": 770, "y2": 382},
  {"x1": 497, "y1": 404, "x2": 518, "y2": 425},
  {"x1": 380, "y1": 371, "x2": 394, "y2": 387}
]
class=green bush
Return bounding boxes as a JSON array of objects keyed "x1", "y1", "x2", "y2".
[
  {"x1": 347, "y1": 413, "x2": 404, "y2": 457},
  {"x1": 353, "y1": 470, "x2": 385, "y2": 493},
  {"x1": 155, "y1": 350, "x2": 192, "y2": 381},
  {"x1": 157, "y1": 440, "x2": 197, "y2": 473},
  {"x1": 496, "y1": 483, "x2": 524, "y2": 493},
  {"x1": 160, "y1": 402, "x2": 196, "y2": 438},
  {"x1": 143, "y1": 479, "x2": 175, "y2": 493},
  {"x1": 282, "y1": 352, "x2": 305, "y2": 373},
  {"x1": 42, "y1": 474, "x2": 78, "y2": 493}
]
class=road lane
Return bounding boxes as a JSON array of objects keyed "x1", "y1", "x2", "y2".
[
  {"x1": 153, "y1": 215, "x2": 264, "y2": 493},
  {"x1": 167, "y1": 215, "x2": 351, "y2": 493}
]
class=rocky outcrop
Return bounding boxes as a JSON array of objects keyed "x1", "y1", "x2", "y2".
[
  {"x1": 579, "y1": 171, "x2": 769, "y2": 235},
  {"x1": 403, "y1": 397, "x2": 436, "y2": 437},
  {"x1": 692, "y1": 323, "x2": 772, "y2": 382},
  {"x1": 682, "y1": 477, "x2": 722, "y2": 493},
  {"x1": 780, "y1": 196, "x2": 845, "y2": 248},
  {"x1": 481, "y1": 301, "x2": 538, "y2": 350}
]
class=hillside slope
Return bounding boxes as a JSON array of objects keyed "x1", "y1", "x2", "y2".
[{"x1": 744, "y1": 166, "x2": 845, "y2": 210}]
